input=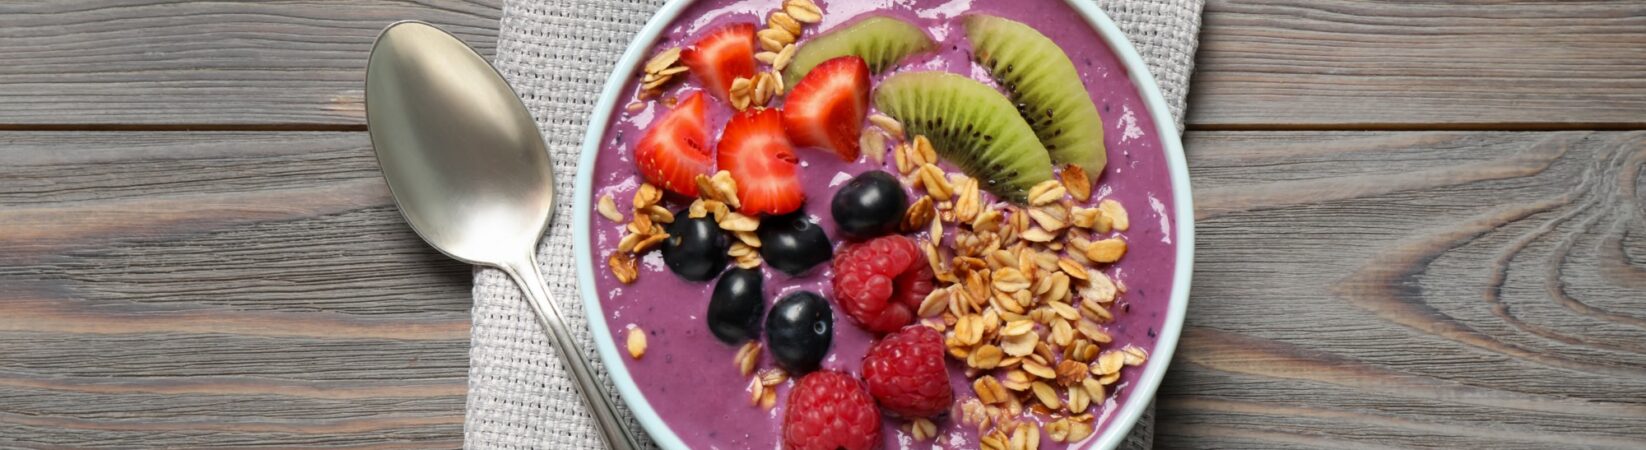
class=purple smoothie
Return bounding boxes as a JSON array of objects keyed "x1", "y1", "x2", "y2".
[{"x1": 586, "y1": 0, "x2": 1177, "y2": 448}]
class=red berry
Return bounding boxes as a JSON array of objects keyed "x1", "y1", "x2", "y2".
[
  {"x1": 783, "y1": 56, "x2": 870, "y2": 161},
  {"x1": 862, "y1": 325, "x2": 954, "y2": 418},
  {"x1": 634, "y1": 92, "x2": 712, "y2": 196},
  {"x1": 718, "y1": 108, "x2": 805, "y2": 215},
  {"x1": 782, "y1": 370, "x2": 882, "y2": 450},
  {"x1": 680, "y1": 23, "x2": 757, "y2": 103},
  {"x1": 830, "y1": 235, "x2": 934, "y2": 333}
]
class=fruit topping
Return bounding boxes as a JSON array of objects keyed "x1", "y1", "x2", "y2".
[
  {"x1": 831, "y1": 235, "x2": 934, "y2": 333},
  {"x1": 785, "y1": 16, "x2": 934, "y2": 81},
  {"x1": 662, "y1": 214, "x2": 730, "y2": 281},
  {"x1": 757, "y1": 212, "x2": 833, "y2": 275},
  {"x1": 634, "y1": 92, "x2": 712, "y2": 197},
  {"x1": 873, "y1": 71, "x2": 1054, "y2": 202},
  {"x1": 782, "y1": 56, "x2": 871, "y2": 161},
  {"x1": 830, "y1": 170, "x2": 907, "y2": 238},
  {"x1": 781, "y1": 370, "x2": 881, "y2": 450},
  {"x1": 766, "y1": 291, "x2": 834, "y2": 374},
  {"x1": 681, "y1": 23, "x2": 758, "y2": 103},
  {"x1": 717, "y1": 108, "x2": 805, "y2": 215},
  {"x1": 965, "y1": 14, "x2": 1107, "y2": 180},
  {"x1": 862, "y1": 325, "x2": 954, "y2": 418},
  {"x1": 708, "y1": 268, "x2": 765, "y2": 344}
]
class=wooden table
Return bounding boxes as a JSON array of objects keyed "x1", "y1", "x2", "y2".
[{"x1": 2, "y1": 1, "x2": 1642, "y2": 447}]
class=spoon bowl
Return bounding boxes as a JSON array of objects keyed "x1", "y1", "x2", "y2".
[
  {"x1": 365, "y1": 21, "x2": 642, "y2": 450},
  {"x1": 365, "y1": 22, "x2": 552, "y2": 266}
]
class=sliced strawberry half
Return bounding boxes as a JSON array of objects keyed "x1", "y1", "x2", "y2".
[
  {"x1": 718, "y1": 108, "x2": 804, "y2": 215},
  {"x1": 681, "y1": 23, "x2": 757, "y2": 103},
  {"x1": 635, "y1": 92, "x2": 712, "y2": 196},
  {"x1": 782, "y1": 56, "x2": 870, "y2": 162}
]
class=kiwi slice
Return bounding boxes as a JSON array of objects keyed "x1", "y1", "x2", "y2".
[
  {"x1": 874, "y1": 71, "x2": 1054, "y2": 202},
  {"x1": 784, "y1": 16, "x2": 935, "y2": 82},
  {"x1": 964, "y1": 14, "x2": 1106, "y2": 180}
]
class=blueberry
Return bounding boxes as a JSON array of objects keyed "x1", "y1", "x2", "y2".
[
  {"x1": 831, "y1": 170, "x2": 908, "y2": 238},
  {"x1": 707, "y1": 268, "x2": 764, "y2": 344},
  {"x1": 662, "y1": 214, "x2": 729, "y2": 281},
  {"x1": 757, "y1": 212, "x2": 832, "y2": 275},
  {"x1": 765, "y1": 291, "x2": 833, "y2": 374}
]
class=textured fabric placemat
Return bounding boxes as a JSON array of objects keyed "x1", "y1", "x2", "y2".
[{"x1": 468, "y1": 1, "x2": 1202, "y2": 448}]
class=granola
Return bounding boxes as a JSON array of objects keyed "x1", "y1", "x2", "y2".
[{"x1": 889, "y1": 159, "x2": 1147, "y2": 441}]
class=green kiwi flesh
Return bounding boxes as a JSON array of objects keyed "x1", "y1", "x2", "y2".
[
  {"x1": 873, "y1": 71, "x2": 1054, "y2": 202},
  {"x1": 964, "y1": 14, "x2": 1106, "y2": 180},
  {"x1": 784, "y1": 16, "x2": 935, "y2": 82}
]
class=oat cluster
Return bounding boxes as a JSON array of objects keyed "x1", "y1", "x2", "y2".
[
  {"x1": 746, "y1": 366, "x2": 789, "y2": 411},
  {"x1": 638, "y1": 47, "x2": 686, "y2": 101},
  {"x1": 599, "y1": 183, "x2": 675, "y2": 284},
  {"x1": 732, "y1": 0, "x2": 822, "y2": 110},
  {"x1": 731, "y1": 341, "x2": 787, "y2": 411},
  {"x1": 686, "y1": 171, "x2": 765, "y2": 269}
]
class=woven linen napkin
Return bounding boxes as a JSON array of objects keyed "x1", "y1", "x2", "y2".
[{"x1": 468, "y1": 0, "x2": 1202, "y2": 448}]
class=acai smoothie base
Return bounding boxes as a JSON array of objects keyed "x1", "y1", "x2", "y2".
[{"x1": 584, "y1": 0, "x2": 1178, "y2": 448}]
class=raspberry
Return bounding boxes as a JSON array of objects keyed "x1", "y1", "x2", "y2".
[
  {"x1": 830, "y1": 235, "x2": 935, "y2": 333},
  {"x1": 782, "y1": 370, "x2": 882, "y2": 450},
  {"x1": 862, "y1": 325, "x2": 954, "y2": 418}
]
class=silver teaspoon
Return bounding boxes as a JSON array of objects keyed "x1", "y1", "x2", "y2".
[{"x1": 365, "y1": 21, "x2": 641, "y2": 450}]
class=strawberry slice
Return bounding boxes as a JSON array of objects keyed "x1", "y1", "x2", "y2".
[
  {"x1": 681, "y1": 23, "x2": 758, "y2": 103},
  {"x1": 635, "y1": 92, "x2": 712, "y2": 196},
  {"x1": 781, "y1": 56, "x2": 870, "y2": 161},
  {"x1": 718, "y1": 108, "x2": 804, "y2": 215}
]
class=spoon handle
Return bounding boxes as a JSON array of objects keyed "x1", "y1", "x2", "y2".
[{"x1": 502, "y1": 255, "x2": 643, "y2": 450}]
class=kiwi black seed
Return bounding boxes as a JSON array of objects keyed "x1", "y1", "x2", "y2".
[
  {"x1": 784, "y1": 16, "x2": 936, "y2": 82},
  {"x1": 873, "y1": 71, "x2": 1054, "y2": 202},
  {"x1": 964, "y1": 14, "x2": 1107, "y2": 181}
]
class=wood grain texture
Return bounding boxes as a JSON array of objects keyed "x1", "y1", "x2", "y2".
[
  {"x1": 0, "y1": 0, "x2": 501, "y2": 127},
  {"x1": 0, "y1": 132, "x2": 471, "y2": 448},
  {"x1": 5, "y1": 131, "x2": 1641, "y2": 447},
  {"x1": 1188, "y1": 0, "x2": 1646, "y2": 127},
  {"x1": 1157, "y1": 131, "x2": 1646, "y2": 448}
]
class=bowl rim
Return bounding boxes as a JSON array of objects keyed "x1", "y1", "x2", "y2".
[{"x1": 570, "y1": 1, "x2": 1194, "y2": 448}]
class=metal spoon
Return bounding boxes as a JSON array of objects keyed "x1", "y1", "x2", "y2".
[{"x1": 364, "y1": 21, "x2": 641, "y2": 450}]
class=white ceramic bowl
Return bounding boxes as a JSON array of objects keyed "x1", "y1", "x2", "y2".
[{"x1": 571, "y1": 1, "x2": 1194, "y2": 448}]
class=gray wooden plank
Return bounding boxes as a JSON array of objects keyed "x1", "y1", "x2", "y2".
[
  {"x1": 0, "y1": 131, "x2": 474, "y2": 317},
  {"x1": 0, "y1": 131, "x2": 469, "y2": 447},
  {"x1": 1189, "y1": 0, "x2": 1646, "y2": 127},
  {"x1": 0, "y1": 0, "x2": 501, "y2": 126},
  {"x1": 1158, "y1": 130, "x2": 1646, "y2": 448}
]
